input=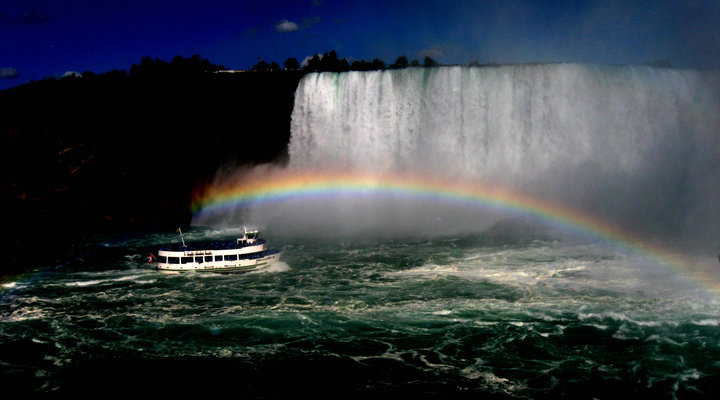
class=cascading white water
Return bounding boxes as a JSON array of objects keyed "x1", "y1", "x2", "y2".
[
  {"x1": 287, "y1": 64, "x2": 720, "y2": 244},
  {"x1": 291, "y1": 65, "x2": 711, "y2": 181}
]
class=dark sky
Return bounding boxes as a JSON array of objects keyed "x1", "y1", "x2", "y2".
[{"x1": 2, "y1": 0, "x2": 720, "y2": 90}]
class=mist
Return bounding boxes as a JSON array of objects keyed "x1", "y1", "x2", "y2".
[{"x1": 193, "y1": 64, "x2": 720, "y2": 251}]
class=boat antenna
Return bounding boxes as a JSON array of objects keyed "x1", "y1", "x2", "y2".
[{"x1": 177, "y1": 227, "x2": 186, "y2": 247}]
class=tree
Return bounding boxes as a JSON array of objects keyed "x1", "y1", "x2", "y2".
[
  {"x1": 326, "y1": 50, "x2": 339, "y2": 63},
  {"x1": 284, "y1": 57, "x2": 299, "y2": 70},
  {"x1": 251, "y1": 60, "x2": 271, "y2": 72},
  {"x1": 423, "y1": 56, "x2": 439, "y2": 67},
  {"x1": 129, "y1": 56, "x2": 155, "y2": 78},
  {"x1": 390, "y1": 55, "x2": 409, "y2": 69},
  {"x1": 338, "y1": 58, "x2": 350, "y2": 71},
  {"x1": 350, "y1": 60, "x2": 373, "y2": 71},
  {"x1": 306, "y1": 54, "x2": 322, "y2": 71},
  {"x1": 319, "y1": 50, "x2": 349, "y2": 72},
  {"x1": 371, "y1": 58, "x2": 386, "y2": 70},
  {"x1": 410, "y1": 59, "x2": 420, "y2": 67}
]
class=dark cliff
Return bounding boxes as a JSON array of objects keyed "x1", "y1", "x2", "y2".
[{"x1": 1, "y1": 60, "x2": 304, "y2": 257}]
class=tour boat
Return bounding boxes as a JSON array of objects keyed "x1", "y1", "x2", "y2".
[{"x1": 151, "y1": 228, "x2": 280, "y2": 273}]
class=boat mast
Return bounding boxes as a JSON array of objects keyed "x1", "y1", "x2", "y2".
[{"x1": 177, "y1": 227, "x2": 186, "y2": 247}]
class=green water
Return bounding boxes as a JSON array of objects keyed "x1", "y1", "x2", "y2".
[{"x1": 1, "y1": 228, "x2": 719, "y2": 398}]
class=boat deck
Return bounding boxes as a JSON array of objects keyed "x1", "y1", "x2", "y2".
[{"x1": 159, "y1": 239, "x2": 266, "y2": 252}]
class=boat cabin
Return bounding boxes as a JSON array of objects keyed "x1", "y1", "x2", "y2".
[{"x1": 238, "y1": 229, "x2": 260, "y2": 245}]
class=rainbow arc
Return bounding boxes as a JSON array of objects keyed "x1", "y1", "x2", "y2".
[{"x1": 192, "y1": 169, "x2": 720, "y2": 296}]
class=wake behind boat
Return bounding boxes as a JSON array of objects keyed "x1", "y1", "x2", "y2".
[{"x1": 151, "y1": 228, "x2": 280, "y2": 273}]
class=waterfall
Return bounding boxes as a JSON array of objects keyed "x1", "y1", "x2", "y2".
[
  {"x1": 291, "y1": 65, "x2": 713, "y2": 179},
  {"x1": 286, "y1": 64, "x2": 720, "y2": 244}
]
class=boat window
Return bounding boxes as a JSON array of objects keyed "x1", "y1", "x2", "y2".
[
  {"x1": 168, "y1": 257, "x2": 179, "y2": 264},
  {"x1": 195, "y1": 256, "x2": 204, "y2": 263},
  {"x1": 215, "y1": 255, "x2": 223, "y2": 261},
  {"x1": 181, "y1": 257, "x2": 194, "y2": 264},
  {"x1": 205, "y1": 256, "x2": 213, "y2": 262},
  {"x1": 158, "y1": 256, "x2": 167, "y2": 263},
  {"x1": 224, "y1": 254, "x2": 237, "y2": 261}
]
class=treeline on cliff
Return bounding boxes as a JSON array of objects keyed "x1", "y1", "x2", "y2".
[
  {"x1": 1, "y1": 55, "x2": 304, "y2": 246},
  {"x1": 252, "y1": 50, "x2": 440, "y2": 72}
]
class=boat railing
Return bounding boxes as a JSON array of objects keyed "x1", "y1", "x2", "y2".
[{"x1": 159, "y1": 238, "x2": 266, "y2": 252}]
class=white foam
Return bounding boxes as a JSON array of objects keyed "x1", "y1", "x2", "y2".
[
  {"x1": 249, "y1": 261, "x2": 290, "y2": 274},
  {"x1": 65, "y1": 279, "x2": 104, "y2": 287},
  {"x1": 694, "y1": 319, "x2": 720, "y2": 326}
]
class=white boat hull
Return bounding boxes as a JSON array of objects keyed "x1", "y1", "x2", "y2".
[
  {"x1": 156, "y1": 250, "x2": 280, "y2": 273},
  {"x1": 154, "y1": 228, "x2": 280, "y2": 273}
]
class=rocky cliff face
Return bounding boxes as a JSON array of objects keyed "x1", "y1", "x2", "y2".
[{"x1": 1, "y1": 69, "x2": 304, "y2": 245}]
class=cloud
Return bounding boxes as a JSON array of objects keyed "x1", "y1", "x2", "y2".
[
  {"x1": 0, "y1": 67, "x2": 19, "y2": 79},
  {"x1": 275, "y1": 16, "x2": 321, "y2": 33},
  {"x1": 275, "y1": 19, "x2": 299, "y2": 33},
  {"x1": 62, "y1": 71, "x2": 82, "y2": 79}
]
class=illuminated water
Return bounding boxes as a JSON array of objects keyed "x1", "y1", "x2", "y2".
[{"x1": 2, "y1": 227, "x2": 719, "y2": 397}]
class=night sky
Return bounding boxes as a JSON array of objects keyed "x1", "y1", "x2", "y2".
[{"x1": 2, "y1": 0, "x2": 720, "y2": 90}]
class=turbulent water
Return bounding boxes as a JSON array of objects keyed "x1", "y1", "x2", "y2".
[{"x1": 2, "y1": 228, "x2": 719, "y2": 397}]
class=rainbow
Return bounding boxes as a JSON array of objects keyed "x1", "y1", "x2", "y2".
[{"x1": 191, "y1": 169, "x2": 720, "y2": 295}]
